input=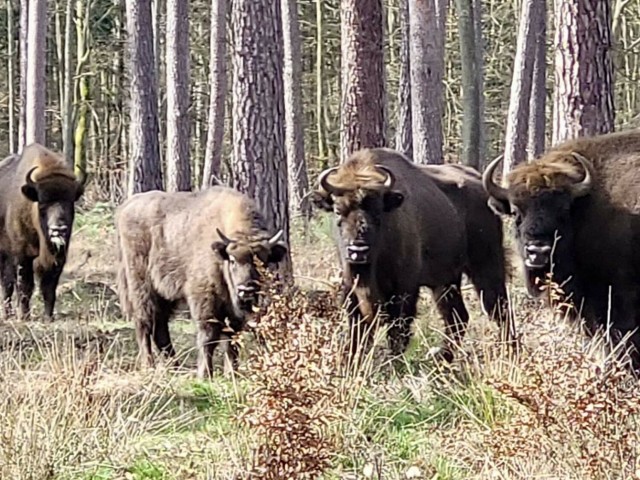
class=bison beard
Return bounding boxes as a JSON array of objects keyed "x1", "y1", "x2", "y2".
[
  {"x1": 315, "y1": 148, "x2": 514, "y2": 364},
  {"x1": 483, "y1": 129, "x2": 640, "y2": 372},
  {"x1": 115, "y1": 186, "x2": 288, "y2": 379},
  {"x1": 0, "y1": 144, "x2": 86, "y2": 322}
]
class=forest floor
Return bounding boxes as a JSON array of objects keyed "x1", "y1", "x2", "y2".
[{"x1": 1, "y1": 203, "x2": 639, "y2": 480}]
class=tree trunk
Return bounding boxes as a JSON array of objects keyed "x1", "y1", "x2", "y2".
[
  {"x1": 202, "y1": 0, "x2": 227, "y2": 188},
  {"x1": 395, "y1": 0, "x2": 412, "y2": 158},
  {"x1": 62, "y1": 0, "x2": 74, "y2": 164},
  {"x1": 125, "y1": 0, "x2": 163, "y2": 194},
  {"x1": 409, "y1": 0, "x2": 447, "y2": 164},
  {"x1": 340, "y1": 0, "x2": 386, "y2": 161},
  {"x1": 7, "y1": 0, "x2": 16, "y2": 153},
  {"x1": 231, "y1": 0, "x2": 291, "y2": 273},
  {"x1": 25, "y1": 0, "x2": 47, "y2": 146},
  {"x1": 473, "y1": 0, "x2": 485, "y2": 166},
  {"x1": 74, "y1": 0, "x2": 90, "y2": 179},
  {"x1": 282, "y1": 0, "x2": 311, "y2": 218},
  {"x1": 502, "y1": 0, "x2": 544, "y2": 176},
  {"x1": 456, "y1": 0, "x2": 482, "y2": 168},
  {"x1": 18, "y1": 0, "x2": 27, "y2": 151},
  {"x1": 552, "y1": 0, "x2": 615, "y2": 143},
  {"x1": 315, "y1": 0, "x2": 327, "y2": 163},
  {"x1": 528, "y1": 0, "x2": 547, "y2": 159},
  {"x1": 165, "y1": 0, "x2": 191, "y2": 192}
]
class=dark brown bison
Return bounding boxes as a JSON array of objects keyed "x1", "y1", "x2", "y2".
[
  {"x1": 0, "y1": 143, "x2": 86, "y2": 321},
  {"x1": 483, "y1": 129, "x2": 640, "y2": 368},
  {"x1": 313, "y1": 148, "x2": 512, "y2": 362},
  {"x1": 115, "y1": 186, "x2": 288, "y2": 378}
]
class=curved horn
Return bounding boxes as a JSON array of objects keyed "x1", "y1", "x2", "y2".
[
  {"x1": 317, "y1": 166, "x2": 343, "y2": 195},
  {"x1": 375, "y1": 165, "x2": 396, "y2": 189},
  {"x1": 482, "y1": 155, "x2": 509, "y2": 201},
  {"x1": 25, "y1": 166, "x2": 38, "y2": 187},
  {"x1": 216, "y1": 228, "x2": 233, "y2": 246},
  {"x1": 268, "y1": 229, "x2": 285, "y2": 245},
  {"x1": 76, "y1": 168, "x2": 89, "y2": 187},
  {"x1": 569, "y1": 152, "x2": 594, "y2": 198}
]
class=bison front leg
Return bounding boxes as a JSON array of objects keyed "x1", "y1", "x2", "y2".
[
  {"x1": 16, "y1": 259, "x2": 34, "y2": 321},
  {"x1": 152, "y1": 297, "x2": 177, "y2": 361},
  {"x1": 386, "y1": 291, "x2": 419, "y2": 357},
  {"x1": 431, "y1": 282, "x2": 470, "y2": 363},
  {"x1": 0, "y1": 253, "x2": 16, "y2": 319},
  {"x1": 40, "y1": 264, "x2": 64, "y2": 322},
  {"x1": 195, "y1": 318, "x2": 223, "y2": 379}
]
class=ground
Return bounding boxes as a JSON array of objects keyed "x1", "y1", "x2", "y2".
[{"x1": 0, "y1": 203, "x2": 639, "y2": 480}]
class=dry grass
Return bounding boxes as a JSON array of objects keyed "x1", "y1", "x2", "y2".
[{"x1": 0, "y1": 206, "x2": 639, "y2": 479}]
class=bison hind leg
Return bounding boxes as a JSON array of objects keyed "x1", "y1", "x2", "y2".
[
  {"x1": 431, "y1": 282, "x2": 470, "y2": 363},
  {"x1": 0, "y1": 253, "x2": 16, "y2": 319},
  {"x1": 152, "y1": 297, "x2": 177, "y2": 361}
]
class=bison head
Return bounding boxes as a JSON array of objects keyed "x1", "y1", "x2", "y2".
[
  {"x1": 21, "y1": 167, "x2": 87, "y2": 255},
  {"x1": 212, "y1": 229, "x2": 288, "y2": 313},
  {"x1": 313, "y1": 163, "x2": 404, "y2": 266},
  {"x1": 483, "y1": 152, "x2": 594, "y2": 295}
]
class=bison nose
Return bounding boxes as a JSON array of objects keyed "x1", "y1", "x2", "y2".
[{"x1": 524, "y1": 243, "x2": 552, "y2": 269}]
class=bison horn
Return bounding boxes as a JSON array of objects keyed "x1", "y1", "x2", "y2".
[
  {"x1": 569, "y1": 152, "x2": 594, "y2": 198},
  {"x1": 318, "y1": 166, "x2": 345, "y2": 195},
  {"x1": 216, "y1": 228, "x2": 234, "y2": 246},
  {"x1": 25, "y1": 166, "x2": 38, "y2": 187},
  {"x1": 375, "y1": 165, "x2": 396, "y2": 189},
  {"x1": 482, "y1": 155, "x2": 509, "y2": 202},
  {"x1": 268, "y1": 229, "x2": 285, "y2": 245},
  {"x1": 76, "y1": 168, "x2": 89, "y2": 187}
]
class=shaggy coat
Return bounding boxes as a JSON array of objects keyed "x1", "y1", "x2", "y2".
[
  {"x1": 314, "y1": 148, "x2": 511, "y2": 362},
  {"x1": 115, "y1": 186, "x2": 287, "y2": 378},
  {"x1": 484, "y1": 129, "x2": 640, "y2": 369},
  {"x1": 0, "y1": 143, "x2": 86, "y2": 321}
]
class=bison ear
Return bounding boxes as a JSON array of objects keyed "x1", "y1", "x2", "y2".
[
  {"x1": 311, "y1": 190, "x2": 333, "y2": 212},
  {"x1": 21, "y1": 184, "x2": 39, "y2": 203},
  {"x1": 268, "y1": 244, "x2": 288, "y2": 264},
  {"x1": 383, "y1": 191, "x2": 404, "y2": 212},
  {"x1": 487, "y1": 196, "x2": 512, "y2": 216},
  {"x1": 211, "y1": 241, "x2": 229, "y2": 260}
]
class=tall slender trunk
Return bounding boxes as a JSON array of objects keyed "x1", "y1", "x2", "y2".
[
  {"x1": 282, "y1": 0, "x2": 310, "y2": 218},
  {"x1": 62, "y1": 0, "x2": 74, "y2": 164},
  {"x1": 409, "y1": 0, "x2": 448, "y2": 164},
  {"x1": 528, "y1": 0, "x2": 546, "y2": 159},
  {"x1": 340, "y1": 0, "x2": 386, "y2": 161},
  {"x1": 315, "y1": 0, "x2": 327, "y2": 163},
  {"x1": 7, "y1": 0, "x2": 16, "y2": 153},
  {"x1": 25, "y1": 0, "x2": 47, "y2": 145},
  {"x1": 165, "y1": 0, "x2": 191, "y2": 192},
  {"x1": 74, "y1": 0, "x2": 90, "y2": 179},
  {"x1": 202, "y1": 0, "x2": 227, "y2": 187},
  {"x1": 18, "y1": 0, "x2": 28, "y2": 150},
  {"x1": 395, "y1": 0, "x2": 412, "y2": 157}
]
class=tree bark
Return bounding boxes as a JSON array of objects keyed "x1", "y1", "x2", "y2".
[
  {"x1": 502, "y1": 0, "x2": 543, "y2": 176},
  {"x1": 25, "y1": 0, "x2": 47, "y2": 146},
  {"x1": 125, "y1": 0, "x2": 163, "y2": 194},
  {"x1": 340, "y1": 0, "x2": 386, "y2": 161},
  {"x1": 456, "y1": 0, "x2": 482, "y2": 168},
  {"x1": 409, "y1": 0, "x2": 447, "y2": 164},
  {"x1": 552, "y1": 0, "x2": 615, "y2": 143},
  {"x1": 165, "y1": 0, "x2": 191, "y2": 192},
  {"x1": 62, "y1": 0, "x2": 74, "y2": 164},
  {"x1": 395, "y1": 0, "x2": 412, "y2": 158},
  {"x1": 18, "y1": 0, "x2": 27, "y2": 151},
  {"x1": 74, "y1": 0, "x2": 90, "y2": 179},
  {"x1": 231, "y1": 0, "x2": 292, "y2": 273},
  {"x1": 473, "y1": 0, "x2": 485, "y2": 166},
  {"x1": 202, "y1": 0, "x2": 227, "y2": 188},
  {"x1": 7, "y1": 0, "x2": 16, "y2": 153},
  {"x1": 528, "y1": 0, "x2": 547, "y2": 159},
  {"x1": 282, "y1": 0, "x2": 311, "y2": 218}
]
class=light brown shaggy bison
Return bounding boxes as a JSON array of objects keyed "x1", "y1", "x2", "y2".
[
  {"x1": 0, "y1": 143, "x2": 87, "y2": 321},
  {"x1": 483, "y1": 129, "x2": 640, "y2": 369},
  {"x1": 115, "y1": 186, "x2": 288, "y2": 378},
  {"x1": 313, "y1": 148, "x2": 512, "y2": 362}
]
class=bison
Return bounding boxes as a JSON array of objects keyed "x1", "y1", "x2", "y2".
[
  {"x1": 482, "y1": 129, "x2": 640, "y2": 368},
  {"x1": 313, "y1": 148, "x2": 513, "y2": 362},
  {"x1": 115, "y1": 186, "x2": 288, "y2": 378},
  {"x1": 0, "y1": 143, "x2": 86, "y2": 321}
]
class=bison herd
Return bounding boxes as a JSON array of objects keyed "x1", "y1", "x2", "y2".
[{"x1": 2, "y1": 129, "x2": 640, "y2": 378}]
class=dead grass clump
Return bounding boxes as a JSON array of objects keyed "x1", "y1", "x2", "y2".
[{"x1": 239, "y1": 270, "x2": 345, "y2": 479}]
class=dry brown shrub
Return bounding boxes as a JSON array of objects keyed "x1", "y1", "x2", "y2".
[{"x1": 239, "y1": 268, "x2": 346, "y2": 479}]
